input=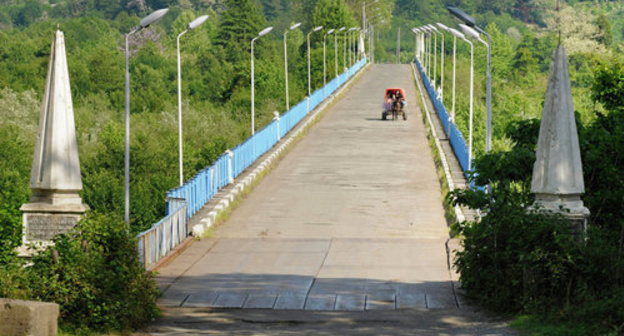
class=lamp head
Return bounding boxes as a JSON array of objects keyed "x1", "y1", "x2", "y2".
[
  {"x1": 427, "y1": 24, "x2": 438, "y2": 31},
  {"x1": 448, "y1": 28, "x2": 466, "y2": 40},
  {"x1": 339, "y1": 27, "x2": 346, "y2": 32},
  {"x1": 258, "y1": 26, "x2": 273, "y2": 37},
  {"x1": 290, "y1": 22, "x2": 302, "y2": 30},
  {"x1": 313, "y1": 26, "x2": 323, "y2": 32},
  {"x1": 188, "y1": 15, "x2": 208, "y2": 30},
  {"x1": 446, "y1": 6, "x2": 476, "y2": 27},
  {"x1": 140, "y1": 8, "x2": 169, "y2": 28},
  {"x1": 436, "y1": 22, "x2": 449, "y2": 31},
  {"x1": 327, "y1": 28, "x2": 335, "y2": 35},
  {"x1": 459, "y1": 23, "x2": 481, "y2": 41}
]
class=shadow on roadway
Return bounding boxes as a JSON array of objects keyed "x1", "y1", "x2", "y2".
[{"x1": 143, "y1": 273, "x2": 517, "y2": 335}]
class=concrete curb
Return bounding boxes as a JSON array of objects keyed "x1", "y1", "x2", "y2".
[{"x1": 190, "y1": 63, "x2": 371, "y2": 237}]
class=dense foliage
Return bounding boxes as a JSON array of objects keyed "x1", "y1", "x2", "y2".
[
  {"x1": 0, "y1": 212, "x2": 160, "y2": 334},
  {"x1": 450, "y1": 56, "x2": 624, "y2": 333}
]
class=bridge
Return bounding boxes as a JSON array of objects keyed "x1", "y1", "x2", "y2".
[{"x1": 145, "y1": 63, "x2": 513, "y2": 334}]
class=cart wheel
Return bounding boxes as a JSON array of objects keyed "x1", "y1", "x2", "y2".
[
  {"x1": 403, "y1": 113, "x2": 407, "y2": 120},
  {"x1": 382, "y1": 112, "x2": 387, "y2": 120}
]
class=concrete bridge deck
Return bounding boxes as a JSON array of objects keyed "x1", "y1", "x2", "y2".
[{"x1": 148, "y1": 64, "x2": 515, "y2": 334}]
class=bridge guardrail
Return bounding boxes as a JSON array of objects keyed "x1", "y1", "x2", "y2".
[
  {"x1": 138, "y1": 197, "x2": 187, "y2": 270},
  {"x1": 415, "y1": 60, "x2": 471, "y2": 174},
  {"x1": 137, "y1": 57, "x2": 368, "y2": 269}
]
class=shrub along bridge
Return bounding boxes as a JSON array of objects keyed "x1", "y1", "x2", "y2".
[{"x1": 141, "y1": 58, "x2": 485, "y2": 318}]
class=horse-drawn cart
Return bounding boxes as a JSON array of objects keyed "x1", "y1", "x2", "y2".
[{"x1": 382, "y1": 88, "x2": 407, "y2": 121}]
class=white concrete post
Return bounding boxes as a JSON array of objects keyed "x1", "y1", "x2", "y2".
[
  {"x1": 274, "y1": 111, "x2": 280, "y2": 141},
  {"x1": 210, "y1": 168, "x2": 214, "y2": 195},
  {"x1": 226, "y1": 150, "x2": 233, "y2": 183}
]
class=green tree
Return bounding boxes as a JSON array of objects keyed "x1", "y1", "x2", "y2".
[
  {"x1": 596, "y1": 13, "x2": 613, "y2": 47},
  {"x1": 261, "y1": 0, "x2": 283, "y2": 21},
  {"x1": 0, "y1": 125, "x2": 31, "y2": 263},
  {"x1": 215, "y1": 0, "x2": 267, "y2": 63},
  {"x1": 487, "y1": 22, "x2": 514, "y2": 78},
  {"x1": 513, "y1": 47, "x2": 537, "y2": 80},
  {"x1": 312, "y1": 0, "x2": 356, "y2": 32},
  {"x1": 591, "y1": 58, "x2": 624, "y2": 111},
  {"x1": 12, "y1": 0, "x2": 44, "y2": 27}
]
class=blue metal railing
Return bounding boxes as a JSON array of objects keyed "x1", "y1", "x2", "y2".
[
  {"x1": 415, "y1": 60, "x2": 471, "y2": 174},
  {"x1": 138, "y1": 198, "x2": 187, "y2": 270},
  {"x1": 137, "y1": 57, "x2": 368, "y2": 268}
]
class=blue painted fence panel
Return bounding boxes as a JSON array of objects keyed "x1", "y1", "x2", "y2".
[
  {"x1": 138, "y1": 58, "x2": 367, "y2": 269},
  {"x1": 415, "y1": 60, "x2": 471, "y2": 174}
]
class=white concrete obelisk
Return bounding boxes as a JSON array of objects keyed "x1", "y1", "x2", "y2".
[
  {"x1": 531, "y1": 44, "x2": 589, "y2": 233},
  {"x1": 20, "y1": 30, "x2": 87, "y2": 253}
]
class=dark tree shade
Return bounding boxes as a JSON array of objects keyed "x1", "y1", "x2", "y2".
[{"x1": 216, "y1": 0, "x2": 267, "y2": 62}]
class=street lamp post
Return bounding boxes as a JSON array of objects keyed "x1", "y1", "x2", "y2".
[
  {"x1": 448, "y1": 6, "x2": 492, "y2": 152},
  {"x1": 423, "y1": 26, "x2": 435, "y2": 79},
  {"x1": 336, "y1": 27, "x2": 345, "y2": 80},
  {"x1": 446, "y1": 28, "x2": 461, "y2": 137},
  {"x1": 367, "y1": 17, "x2": 384, "y2": 63},
  {"x1": 362, "y1": 0, "x2": 378, "y2": 35},
  {"x1": 411, "y1": 28, "x2": 419, "y2": 63},
  {"x1": 452, "y1": 29, "x2": 474, "y2": 169},
  {"x1": 343, "y1": 28, "x2": 347, "y2": 71},
  {"x1": 347, "y1": 28, "x2": 355, "y2": 68},
  {"x1": 424, "y1": 27, "x2": 430, "y2": 73},
  {"x1": 459, "y1": 23, "x2": 489, "y2": 156},
  {"x1": 355, "y1": 28, "x2": 361, "y2": 64},
  {"x1": 415, "y1": 28, "x2": 422, "y2": 62},
  {"x1": 421, "y1": 29, "x2": 426, "y2": 62},
  {"x1": 324, "y1": 29, "x2": 335, "y2": 86},
  {"x1": 428, "y1": 24, "x2": 440, "y2": 89},
  {"x1": 347, "y1": 28, "x2": 353, "y2": 67},
  {"x1": 251, "y1": 26, "x2": 273, "y2": 135},
  {"x1": 434, "y1": 23, "x2": 446, "y2": 100},
  {"x1": 284, "y1": 22, "x2": 301, "y2": 111},
  {"x1": 308, "y1": 26, "x2": 323, "y2": 96},
  {"x1": 177, "y1": 15, "x2": 208, "y2": 187},
  {"x1": 362, "y1": 0, "x2": 378, "y2": 61},
  {"x1": 421, "y1": 26, "x2": 431, "y2": 78},
  {"x1": 449, "y1": 28, "x2": 474, "y2": 169},
  {"x1": 124, "y1": 8, "x2": 169, "y2": 226}
]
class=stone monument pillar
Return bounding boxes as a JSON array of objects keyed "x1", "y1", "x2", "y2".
[
  {"x1": 531, "y1": 44, "x2": 590, "y2": 233},
  {"x1": 19, "y1": 30, "x2": 87, "y2": 255}
]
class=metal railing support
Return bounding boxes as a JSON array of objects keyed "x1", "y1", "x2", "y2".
[
  {"x1": 226, "y1": 150, "x2": 233, "y2": 183},
  {"x1": 274, "y1": 111, "x2": 281, "y2": 141}
]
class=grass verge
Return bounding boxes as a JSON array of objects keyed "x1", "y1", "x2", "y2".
[{"x1": 511, "y1": 314, "x2": 610, "y2": 336}]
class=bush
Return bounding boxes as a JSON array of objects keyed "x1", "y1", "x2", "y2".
[
  {"x1": 450, "y1": 108, "x2": 624, "y2": 332},
  {"x1": 2, "y1": 211, "x2": 160, "y2": 334},
  {"x1": 451, "y1": 181, "x2": 579, "y2": 313}
]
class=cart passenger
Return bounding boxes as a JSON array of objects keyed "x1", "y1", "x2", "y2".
[{"x1": 395, "y1": 90, "x2": 406, "y2": 109}]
